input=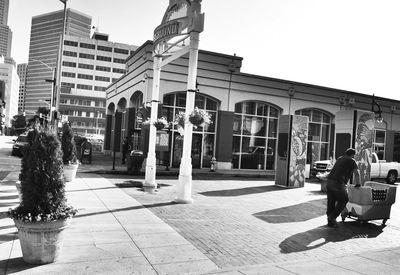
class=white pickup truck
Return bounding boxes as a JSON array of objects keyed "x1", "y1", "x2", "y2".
[{"x1": 312, "y1": 152, "x2": 400, "y2": 184}]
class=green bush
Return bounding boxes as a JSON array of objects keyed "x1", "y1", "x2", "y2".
[
  {"x1": 61, "y1": 123, "x2": 78, "y2": 165},
  {"x1": 8, "y1": 125, "x2": 77, "y2": 222}
]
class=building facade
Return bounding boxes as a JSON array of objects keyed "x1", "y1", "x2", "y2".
[
  {"x1": 0, "y1": 58, "x2": 19, "y2": 129},
  {"x1": 0, "y1": 0, "x2": 14, "y2": 65},
  {"x1": 16, "y1": 63, "x2": 27, "y2": 113},
  {"x1": 105, "y1": 40, "x2": 400, "y2": 172},
  {"x1": 57, "y1": 33, "x2": 137, "y2": 136},
  {"x1": 24, "y1": 9, "x2": 92, "y2": 115}
]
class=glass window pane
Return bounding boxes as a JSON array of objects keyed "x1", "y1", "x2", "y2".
[
  {"x1": 176, "y1": 93, "x2": 186, "y2": 107},
  {"x1": 257, "y1": 103, "x2": 265, "y2": 116},
  {"x1": 206, "y1": 98, "x2": 217, "y2": 110},
  {"x1": 321, "y1": 124, "x2": 329, "y2": 142},
  {"x1": 234, "y1": 103, "x2": 242, "y2": 113},
  {"x1": 195, "y1": 95, "x2": 205, "y2": 109},
  {"x1": 268, "y1": 118, "x2": 278, "y2": 138},
  {"x1": 203, "y1": 111, "x2": 216, "y2": 132},
  {"x1": 242, "y1": 116, "x2": 253, "y2": 135},
  {"x1": 309, "y1": 123, "x2": 321, "y2": 141},
  {"x1": 266, "y1": 139, "x2": 276, "y2": 170},
  {"x1": 233, "y1": 115, "x2": 242, "y2": 134},
  {"x1": 244, "y1": 102, "x2": 256, "y2": 115},
  {"x1": 202, "y1": 134, "x2": 214, "y2": 168},
  {"x1": 323, "y1": 113, "x2": 330, "y2": 123},
  {"x1": 312, "y1": 111, "x2": 322, "y2": 122},
  {"x1": 242, "y1": 138, "x2": 265, "y2": 169},
  {"x1": 269, "y1": 107, "x2": 279, "y2": 118},
  {"x1": 301, "y1": 109, "x2": 311, "y2": 120},
  {"x1": 253, "y1": 118, "x2": 266, "y2": 136},
  {"x1": 163, "y1": 94, "x2": 174, "y2": 106},
  {"x1": 320, "y1": 143, "x2": 328, "y2": 160},
  {"x1": 375, "y1": 130, "x2": 385, "y2": 143},
  {"x1": 232, "y1": 136, "x2": 241, "y2": 169}
]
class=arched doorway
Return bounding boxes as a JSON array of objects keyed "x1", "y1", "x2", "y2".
[
  {"x1": 232, "y1": 101, "x2": 281, "y2": 170},
  {"x1": 161, "y1": 92, "x2": 219, "y2": 169},
  {"x1": 295, "y1": 108, "x2": 334, "y2": 165}
]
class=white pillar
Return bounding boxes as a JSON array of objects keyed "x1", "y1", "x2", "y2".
[
  {"x1": 175, "y1": 32, "x2": 200, "y2": 204},
  {"x1": 144, "y1": 55, "x2": 162, "y2": 192}
]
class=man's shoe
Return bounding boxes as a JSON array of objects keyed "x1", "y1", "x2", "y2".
[{"x1": 327, "y1": 216, "x2": 338, "y2": 228}]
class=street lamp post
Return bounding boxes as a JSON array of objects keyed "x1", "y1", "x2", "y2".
[{"x1": 29, "y1": 59, "x2": 56, "y2": 128}]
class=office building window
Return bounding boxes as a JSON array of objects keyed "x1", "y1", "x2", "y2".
[
  {"x1": 113, "y1": 58, "x2": 125, "y2": 64},
  {"x1": 112, "y1": 68, "x2": 126, "y2": 74},
  {"x1": 77, "y1": 84, "x2": 92, "y2": 90},
  {"x1": 96, "y1": 55, "x2": 112, "y2": 62},
  {"x1": 78, "y1": 63, "x2": 94, "y2": 70},
  {"x1": 95, "y1": 76, "x2": 110, "y2": 82},
  {"x1": 78, "y1": 73, "x2": 93, "y2": 80},
  {"x1": 97, "y1": 45, "x2": 112, "y2": 52},
  {"x1": 63, "y1": 50, "x2": 77, "y2": 57},
  {"x1": 114, "y1": 48, "x2": 129, "y2": 54},
  {"x1": 94, "y1": 86, "x2": 106, "y2": 91},
  {"x1": 62, "y1": 61, "x2": 76, "y2": 67},
  {"x1": 79, "y1": 53, "x2": 95, "y2": 59},
  {"x1": 64, "y1": 40, "x2": 78, "y2": 47},
  {"x1": 96, "y1": 65, "x2": 111, "y2": 72},
  {"x1": 62, "y1": 72, "x2": 76, "y2": 78},
  {"x1": 80, "y1": 42, "x2": 95, "y2": 49}
]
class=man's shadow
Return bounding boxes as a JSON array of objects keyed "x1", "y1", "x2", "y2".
[{"x1": 280, "y1": 221, "x2": 384, "y2": 253}]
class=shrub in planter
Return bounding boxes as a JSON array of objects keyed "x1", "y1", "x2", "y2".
[
  {"x1": 61, "y1": 122, "x2": 79, "y2": 182},
  {"x1": 7, "y1": 125, "x2": 77, "y2": 264}
]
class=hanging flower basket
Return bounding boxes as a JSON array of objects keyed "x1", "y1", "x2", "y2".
[
  {"x1": 189, "y1": 107, "x2": 211, "y2": 127},
  {"x1": 174, "y1": 112, "x2": 186, "y2": 129},
  {"x1": 153, "y1": 117, "x2": 168, "y2": 130}
]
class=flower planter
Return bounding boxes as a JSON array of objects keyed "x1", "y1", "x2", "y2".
[
  {"x1": 154, "y1": 123, "x2": 166, "y2": 130},
  {"x1": 189, "y1": 116, "x2": 205, "y2": 127},
  {"x1": 63, "y1": 163, "x2": 79, "y2": 182},
  {"x1": 14, "y1": 218, "x2": 71, "y2": 264}
]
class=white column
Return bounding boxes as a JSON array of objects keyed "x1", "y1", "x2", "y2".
[
  {"x1": 175, "y1": 32, "x2": 200, "y2": 204},
  {"x1": 144, "y1": 55, "x2": 162, "y2": 193}
]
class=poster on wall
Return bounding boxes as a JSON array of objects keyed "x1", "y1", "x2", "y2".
[
  {"x1": 354, "y1": 111, "x2": 374, "y2": 183},
  {"x1": 288, "y1": 115, "x2": 308, "y2": 188}
]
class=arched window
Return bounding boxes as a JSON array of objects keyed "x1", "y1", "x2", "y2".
[
  {"x1": 232, "y1": 101, "x2": 280, "y2": 170},
  {"x1": 295, "y1": 109, "x2": 332, "y2": 164},
  {"x1": 162, "y1": 92, "x2": 219, "y2": 169}
]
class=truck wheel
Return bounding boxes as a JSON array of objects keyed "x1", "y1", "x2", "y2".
[{"x1": 386, "y1": 171, "x2": 397, "y2": 184}]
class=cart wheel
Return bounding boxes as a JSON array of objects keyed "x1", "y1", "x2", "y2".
[{"x1": 382, "y1": 219, "x2": 387, "y2": 226}]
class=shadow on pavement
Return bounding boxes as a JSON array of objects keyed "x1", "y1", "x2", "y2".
[
  {"x1": 200, "y1": 185, "x2": 286, "y2": 197},
  {"x1": 253, "y1": 198, "x2": 326, "y2": 223},
  {"x1": 279, "y1": 222, "x2": 384, "y2": 253},
  {"x1": 74, "y1": 201, "x2": 177, "y2": 219}
]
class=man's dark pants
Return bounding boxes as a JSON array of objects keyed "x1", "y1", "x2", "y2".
[{"x1": 326, "y1": 179, "x2": 349, "y2": 220}]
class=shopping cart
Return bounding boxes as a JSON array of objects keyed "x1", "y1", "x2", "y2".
[{"x1": 341, "y1": 181, "x2": 397, "y2": 226}]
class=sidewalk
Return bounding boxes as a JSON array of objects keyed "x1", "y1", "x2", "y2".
[{"x1": 1, "y1": 169, "x2": 400, "y2": 274}]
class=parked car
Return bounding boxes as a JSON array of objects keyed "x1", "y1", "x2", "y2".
[
  {"x1": 11, "y1": 134, "x2": 29, "y2": 157},
  {"x1": 312, "y1": 152, "x2": 400, "y2": 184}
]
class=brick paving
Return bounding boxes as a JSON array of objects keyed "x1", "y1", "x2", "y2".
[{"x1": 106, "y1": 176, "x2": 400, "y2": 270}]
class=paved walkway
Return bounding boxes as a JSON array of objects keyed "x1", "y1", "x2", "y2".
[{"x1": 1, "y1": 168, "x2": 400, "y2": 274}]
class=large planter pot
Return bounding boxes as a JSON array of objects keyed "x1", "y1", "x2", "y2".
[
  {"x1": 14, "y1": 218, "x2": 71, "y2": 264},
  {"x1": 63, "y1": 163, "x2": 79, "y2": 182}
]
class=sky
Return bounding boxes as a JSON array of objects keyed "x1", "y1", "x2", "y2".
[{"x1": 8, "y1": 0, "x2": 400, "y2": 101}]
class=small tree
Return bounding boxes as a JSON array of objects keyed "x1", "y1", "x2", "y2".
[
  {"x1": 11, "y1": 114, "x2": 27, "y2": 135},
  {"x1": 61, "y1": 122, "x2": 78, "y2": 165},
  {"x1": 8, "y1": 125, "x2": 76, "y2": 221}
]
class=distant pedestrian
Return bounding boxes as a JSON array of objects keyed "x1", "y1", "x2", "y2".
[
  {"x1": 122, "y1": 136, "x2": 129, "y2": 164},
  {"x1": 326, "y1": 148, "x2": 361, "y2": 228}
]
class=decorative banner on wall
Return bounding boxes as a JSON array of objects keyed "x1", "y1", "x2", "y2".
[
  {"x1": 288, "y1": 115, "x2": 309, "y2": 188},
  {"x1": 354, "y1": 111, "x2": 374, "y2": 183}
]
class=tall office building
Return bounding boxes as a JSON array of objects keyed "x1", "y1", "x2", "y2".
[
  {"x1": 0, "y1": 0, "x2": 14, "y2": 65},
  {"x1": 58, "y1": 33, "x2": 136, "y2": 136},
  {"x1": 17, "y1": 63, "x2": 27, "y2": 112},
  {"x1": 24, "y1": 9, "x2": 92, "y2": 115}
]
